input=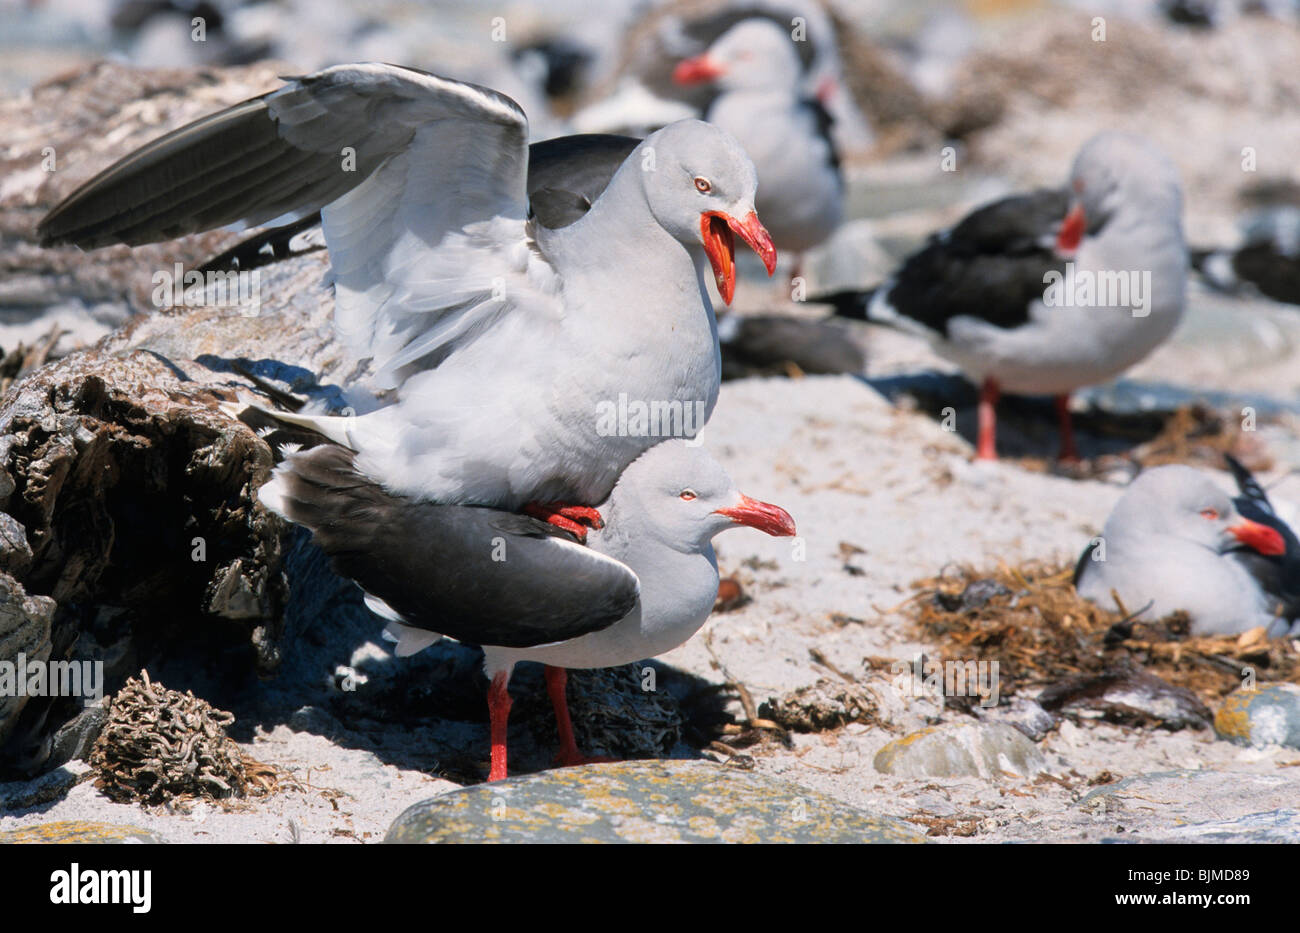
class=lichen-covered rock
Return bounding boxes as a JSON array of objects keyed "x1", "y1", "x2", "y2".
[
  {"x1": 0, "y1": 820, "x2": 162, "y2": 844},
  {"x1": 385, "y1": 760, "x2": 925, "y2": 844},
  {"x1": 1215, "y1": 684, "x2": 1300, "y2": 748},
  {"x1": 873, "y1": 722, "x2": 1046, "y2": 779}
]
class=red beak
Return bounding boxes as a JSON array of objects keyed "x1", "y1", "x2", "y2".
[
  {"x1": 700, "y1": 210, "x2": 778, "y2": 304},
  {"x1": 715, "y1": 494, "x2": 796, "y2": 537},
  {"x1": 1229, "y1": 518, "x2": 1287, "y2": 556},
  {"x1": 673, "y1": 55, "x2": 726, "y2": 85},
  {"x1": 1056, "y1": 201, "x2": 1086, "y2": 255}
]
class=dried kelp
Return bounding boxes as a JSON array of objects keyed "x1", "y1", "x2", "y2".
[{"x1": 90, "y1": 670, "x2": 276, "y2": 804}]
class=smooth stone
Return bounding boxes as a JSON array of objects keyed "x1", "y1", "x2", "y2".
[
  {"x1": 1077, "y1": 770, "x2": 1295, "y2": 824},
  {"x1": 873, "y1": 722, "x2": 1047, "y2": 779},
  {"x1": 0, "y1": 820, "x2": 162, "y2": 844},
  {"x1": 975, "y1": 697, "x2": 1057, "y2": 742},
  {"x1": 1141, "y1": 809, "x2": 1300, "y2": 843},
  {"x1": 1215, "y1": 684, "x2": 1300, "y2": 748},
  {"x1": 385, "y1": 759, "x2": 924, "y2": 844}
]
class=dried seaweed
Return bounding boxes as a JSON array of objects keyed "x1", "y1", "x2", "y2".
[
  {"x1": 89, "y1": 670, "x2": 278, "y2": 805},
  {"x1": 758, "y1": 679, "x2": 884, "y2": 732},
  {"x1": 905, "y1": 560, "x2": 1300, "y2": 708}
]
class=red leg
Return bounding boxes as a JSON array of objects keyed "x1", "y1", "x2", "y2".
[
  {"x1": 487, "y1": 670, "x2": 512, "y2": 782},
  {"x1": 1055, "y1": 394, "x2": 1080, "y2": 462},
  {"x1": 544, "y1": 665, "x2": 613, "y2": 768},
  {"x1": 976, "y1": 377, "x2": 1000, "y2": 461},
  {"x1": 523, "y1": 502, "x2": 604, "y2": 543}
]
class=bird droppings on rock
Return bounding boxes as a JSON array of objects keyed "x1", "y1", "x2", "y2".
[
  {"x1": 906, "y1": 560, "x2": 1300, "y2": 717},
  {"x1": 89, "y1": 671, "x2": 280, "y2": 805},
  {"x1": 0, "y1": 820, "x2": 163, "y2": 844},
  {"x1": 873, "y1": 722, "x2": 1048, "y2": 780},
  {"x1": 384, "y1": 759, "x2": 926, "y2": 844},
  {"x1": 1215, "y1": 684, "x2": 1300, "y2": 749}
]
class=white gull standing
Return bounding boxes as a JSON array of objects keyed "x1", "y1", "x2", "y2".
[
  {"x1": 259, "y1": 438, "x2": 796, "y2": 781},
  {"x1": 38, "y1": 63, "x2": 778, "y2": 536},
  {"x1": 672, "y1": 18, "x2": 843, "y2": 266},
  {"x1": 1075, "y1": 463, "x2": 1293, "y2": 637},
  {"x1": 823, "y1": 132, "x2": 1187, "y2": 461}
]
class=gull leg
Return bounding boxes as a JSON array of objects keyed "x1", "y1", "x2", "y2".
[
  {"x1": 523, "y1": 502, "x2": 604, "y2": 543},
  {"x1": 976, "y1": 377, "x2": 1000, "y2": 461},
  {"x1": 544, "y1": 665, "x2": 613, "y2": 768},
  {"x1": 1055, "y1": 393, "x2": 1080, "y2": 462},
  {"x1": 487, "y1": 670, "x2": 512, "y2": 782}
]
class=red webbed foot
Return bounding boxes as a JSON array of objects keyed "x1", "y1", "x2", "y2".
[{"x1": 524, "y1": 502, "x2": 605, "y2": 543}]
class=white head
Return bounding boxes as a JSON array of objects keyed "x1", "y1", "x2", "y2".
[
  {"x1": 602, "y1": 439, "x2": 795, "y2": 553},
  {"x1": 1064, "y1": 132, "x2": 1183, "y2": 241},
  {"x1": 1107, "y1": 465, "x2": 1285, "y2": 558},
  {"x1": 672, "y1": 18, "x2": 804, "y2": 93},
  {"x1": 633, "y1": 119, "x2": 777, "y2": 302}
]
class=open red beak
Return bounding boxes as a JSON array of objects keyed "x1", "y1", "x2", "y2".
[
  {"x1": 715, "y1": 494, "x2": 796, "y2": 537},
  {"x1": 1056, "y1": 201, "x2": 1086, "y2": 254},
  {"x1": 673, "y1": 55, "x2": 726, "y2": 85},
  {"x1": 1229, "y1": 518, "x2": 1287, "y2": 556},
  {"x1": 700, "y1": 210, "x2": 778, "y2": 304}
]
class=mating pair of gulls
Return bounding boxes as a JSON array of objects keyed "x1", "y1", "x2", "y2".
[{"x1": 40, "y1": 63, "x2": 793, "y2": 781}]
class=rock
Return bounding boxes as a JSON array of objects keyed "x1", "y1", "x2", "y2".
[
  {"x1": 385, "y1": 759, "x2": 925, "y2": 844},
  {"x1": 1149, "y1": 809, "x2": 1300, "y2": 843},
  {"x1": 1077, "y1": 770, "x2": 1296, "y2": 826},
  {"x1": 0, "y1": 63, "x2": 396, "y2": 774},
  {"x1": 0, "y1": 820, "x2": 162, "y2": 844},
  {"x1": 1215, "y1": 684, "x2": 1300, "y2": 748},
  {"x1": 1037, "y1": 661, "x2": 1211, "y2": 731},
  {"x1": 0, "y1": 761, "x2": 87, "y2": 812},
  {"x1": 873, "y1": 722, "x2": 1047, "y2": 779},
  {"x1": 975, "y1": 697, "x2": 1057, "y2": 742},
  {"x1": 0, "y1": 572, "x2": 56, "y2": 748}
]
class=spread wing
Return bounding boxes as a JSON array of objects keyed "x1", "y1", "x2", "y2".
[{"x1": 38, "y1": 62, "x2": 549, "y2": 390}]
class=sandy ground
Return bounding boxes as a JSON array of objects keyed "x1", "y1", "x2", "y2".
[
  {"x1": 3, "y1": 2, "x2": 1300, "y2": 844},
  {"x1": 4, "y1": 280, "x2": 1298, "y2": 842}
]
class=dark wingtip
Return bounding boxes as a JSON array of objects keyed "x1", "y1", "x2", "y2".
[{"x1": 811, "y1": 289, "x2": 873, "y2": 321}]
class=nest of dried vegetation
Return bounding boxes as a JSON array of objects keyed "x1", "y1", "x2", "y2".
[
  {"x1": 89, "y1": 670, "x2": 281, "y2": 806},
  {"x1": 905, "y1": 560, "x2": 1300, "y2": 708}
]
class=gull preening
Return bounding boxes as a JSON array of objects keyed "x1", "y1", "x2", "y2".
[{"x1": 825, "y1": 132, "x2": 1188, "y2": 461}]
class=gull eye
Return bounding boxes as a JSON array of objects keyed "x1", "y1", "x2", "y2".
[
  {"x1": 693, "y1": 176, "x2": 712, "y2": 194},
  {"x1": 1200, "y1": 508, "x2": 1219, "y2": 520},
  {"x1": 680, "y1": 489, "x2": 698, "y2": 501}
]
